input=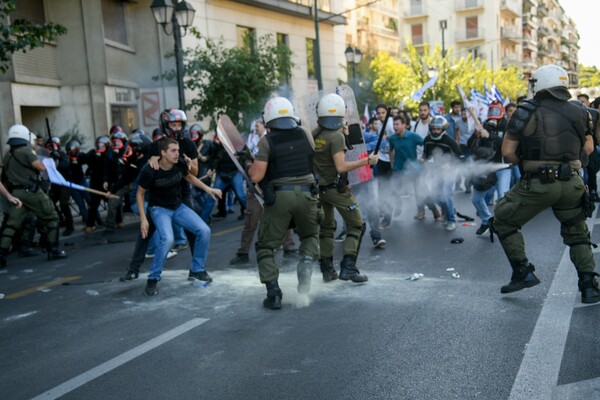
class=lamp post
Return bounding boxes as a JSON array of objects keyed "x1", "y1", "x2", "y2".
[
  {"x1": 439, "y1": 20, "x2": 447, "y2": 58},
  {"x1": 151, "y1": 0, "x2": 196, "y2": 110},
  {"x1": 427, "y1": 67, "x2": 439, "y2": 101},
  {"x1": 344, "y1": 46, "x2": 362, "y2": 94}
]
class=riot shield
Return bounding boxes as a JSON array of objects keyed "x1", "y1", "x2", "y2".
[{"x1": 216, "y1": 115, "x2": 264, "y2": 205}]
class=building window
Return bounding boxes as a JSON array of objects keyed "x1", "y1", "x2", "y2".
[
  {"x1": 102, "y1": 0, "x2": 128, "y2": 45},
  {"x1": 466, "y1": 16, "x2": 478, "y2": 39},
  {"x1": 469, "y1": 47, "x2": 480, "y2": 60},
  {"x1": 237, "y1": 26, "x2": 256, "y2": 51},
  {"x1": 306, "y1": 38, "x2": 316, "y2": 79},
  {"x1": 13, "y1": 0, "x2": 46, "y2": 23},
  {"x1": 411, "y1": 24, "x2": 423, "y2": 45}
]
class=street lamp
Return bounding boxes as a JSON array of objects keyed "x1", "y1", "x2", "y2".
[
  {"x1": 344, "y1": 46, "x2": 362, "y2": 93},
  {"x1": 151, "y1": 0, "x2": 196, "y2": 110},
  {"x1": 427, "y1": 67, "x2": 439, "y2": 100}
]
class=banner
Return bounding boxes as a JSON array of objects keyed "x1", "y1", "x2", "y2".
[{"x1": 42, "y1": 158, "x2": 86, "y2": 191}]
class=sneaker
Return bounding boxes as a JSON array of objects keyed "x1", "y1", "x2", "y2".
[
  {"x1": 334, "y1": 232, "x2": 346, "y2": 242},
  {"x1": 414, "y1": 209, "x2": 425, "y2": 220},
  {"x1": 84, "y1": 226, "x2": 94, "y2": 234},
  {"x1": 146, "y1": 251, "x2": 177, "y2": 260},
  {"x1": 145, "y1": 253, "x2": 154, "y2": 259},
  {"x1": 230, "y1": 253, "x2": 250, "y2": 265},
  {"x1": 445, "y1": 222, "x2": 456, "y2": 231},
  {"x1": 144, "y1": 279, "x2": 158, "y2": 296},
  {"x1": 476, "y1": 224, "x2": 490, "y2": 236},
  {"x1": 119, "y1": 271, "x2": 139, "y2": 282},
  {"x1": 172, "y1": 243, "x2": 188, "y2": 252},
  {"x1": 188, "y1": 270, "x2": 213, "y2": 283},
  {"x1": 372, "y1": 238, "x2": 386, "y2": 248}
]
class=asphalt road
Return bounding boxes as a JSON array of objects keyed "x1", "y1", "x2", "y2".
[{"x1": 1, "y1": 191, "x2": 599, "y2": 400}]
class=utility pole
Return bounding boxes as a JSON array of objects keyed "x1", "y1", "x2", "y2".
[
  {"x1": 314, "y1": 0, "x2": 323, "y2": 90},
  {"x1": 440, "y1": 20, "x2": 447, "y2": 58}
]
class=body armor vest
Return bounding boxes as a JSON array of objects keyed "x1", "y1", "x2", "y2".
[
  {"x1": 522, "y1": 99, "x2": 586, "y2": 162},
  {"x1": 266, "y1": 127, "x2": 314, "y2": 181}
]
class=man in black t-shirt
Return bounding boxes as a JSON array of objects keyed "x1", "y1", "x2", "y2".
[{"x1": 138, "y1": 138, "x2": 221, "y2": 296}]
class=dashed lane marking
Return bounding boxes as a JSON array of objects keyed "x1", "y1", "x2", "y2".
[{"x1": 212, "y1": 225, "x2": 243, "y2": 237}]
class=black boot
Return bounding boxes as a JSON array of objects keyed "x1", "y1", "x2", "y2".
[
  {"x1": 297, "y1": 256, "x2": 313, "y2": 294},
  {"x1": 47, "y1": 247, "x2": 67, "y2": 261},
  {"x1": 263, "y1": 281, "x2": 282, "y2": 310},
  {"x1": 501, "y1": 260, "x2": 540, "y2": 293},
  {"x1": 319, "y1": 257, "x2": 338, "y2": 282},
  {"x1": 578, "y1": 272, "x2": 600, "y2": 304},
  {"x1": 339, "y1": 255, "x2": 368, "y2": 283}
]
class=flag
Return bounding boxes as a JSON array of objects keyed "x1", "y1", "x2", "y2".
[
  {"x1": 470, "y1": 88, "x2": 489, "y2": 122},
  {"x1": 410, "y1": 75, "x2": 438, "y2": 101},
  {"x1": 363, "y1": 103, "x2": 370, "y2": 125},
  {"x1": 491, "y1": 82, "x2": 504, "y2": 104},
  {"x1": 42, "y1": 158, "x2": 86, "y2": 191},
  {"x1": 484, "y1": 79, "x2": 495, "y2": 104}
]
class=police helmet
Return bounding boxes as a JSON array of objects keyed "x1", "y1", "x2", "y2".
[
  {"x1": 530, "y1": 64, "x2": 569, "y2": 96},
  {"x1": 95, "y1": 136, "x2": 110, "y2": 154},
  {"x1": 152, "y1": 128, "x2": 164, "y2": 142},
  {"x1": 487, "y1": 100, "x2": 505, "y2": 120},
  {"x1": 111, "y1": 131, "x2": 128, "y2": 151},
  {"x1": 130, "y1": 132, "x2": 152, "y2": 149},
  {"x1": 7, "y1": 124, "x2": 33, "y2": 146},
  {"x1": 109, "y1": 125, "x2": 123, "y2": 137},
  {"x1": 316, "y1": 93, "x2": 346, "y2": 130},
  {"x1": 189, "y1": 123, "x2": 203, "y2": 143},
  {"x1": 263, "y1": 97, "x2": 298, "y2": 130}
]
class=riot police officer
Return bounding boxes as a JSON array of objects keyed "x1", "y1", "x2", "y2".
[
  {"x1": 248, "y1": 97, "x2": 319, "y2": 309},
  {"x1": 313, "y1": 93, "x2": 378, "y2": 283},
  {"x1": 0, "y1": 124, "x2": 67, "y2": 266},
  {"x1": 493, "y1": 64, "x2": 600, "y2": 303}
]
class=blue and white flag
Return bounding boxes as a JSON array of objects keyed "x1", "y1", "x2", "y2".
[
  {"x1": 491, "y1": 82, "x2": 504, "y2": 104},
  {"x1": 410, "y1": 75, "x2": 438, "y2": 101},
  {"x1": 470, "y1": 88, "x2": 489, "y2": 122},
  {"x1": 484, "y1": 79, "x2": 495, "y2": 104}
]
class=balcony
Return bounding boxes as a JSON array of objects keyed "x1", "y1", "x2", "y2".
[
  {"x1": 546, "y1": 9, "x2": 560, "y2": 23},
  {"x1": 522, "y1": 57, "x2": 537, "y2": 71},
  {"x1": 501, "y1": 26, "x2": 520, "y2": 43},
  {"x1": 229, "y1": 0, "x2": 345, "y2": 25},
  {"x1": 500, "y1": 0, "x2": 520, "y2": 17},
  {"x1": 372, "y1": 1, "x2": 399, "y2": 16},
  {"x1": 502, "y1": 53, "x2": 519, "y2": 67},
  {"x1": 370, "y1": 24, "x2": 399, "y2": 39},
  {"x1": 522, "y1": 13, "x2": 538, "y2": 29},
  {"x1": 456, "y1": 28, "x2": 485, "y2": 42},
  {"x1": 523, "y1": 38, "x2": 537, "y2": 51},
  {"x1": 537, "y1": 4, "x2": 549, "y2": 16},
  {"x1": 523, "y1": 0, "x2": 538, "y2": 6},
  {"x1": 411, "y1": 33, "x2": 430, "y2": 47},
  {"x1": 403, "y1": 1, "x2": 428, "y2": 19},
  {"x1": 455, "y1": 0, "x2": 483, "y2": 12}
]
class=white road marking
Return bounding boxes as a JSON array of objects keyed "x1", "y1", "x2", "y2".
[
  {"x1": 508, "y1": 213, "x2": 598, "y2": 399},
  {"x1": 31, "y1": 317, "x2": 208, "y2": 400}
]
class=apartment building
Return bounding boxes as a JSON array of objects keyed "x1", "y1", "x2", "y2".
[
  {"x1": 345, "y1": 0, "x2": 401, "y2": 57},
  {"x1": 345, "y1": 0, "x2": 579, "y2": 86},
  {"x1": 0, "y1": 0, "x2": 347, "y2": 148}
]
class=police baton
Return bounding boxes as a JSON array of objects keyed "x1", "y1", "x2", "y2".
[{"x1": 371, "y1": 106, "x2": 391, "y2": 168}]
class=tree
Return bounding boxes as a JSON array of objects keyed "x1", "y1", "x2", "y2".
[
  {"x1": 176, "y1": 29, "x2": 293, "y2": 130},
  {"x1": 578, "y1": 65, "x2": 600, "y2": 87},
  {"x1": 370, "y1": 43, "x2": 527, "y2": 112},
  {"x1": 0, "y1": 1, "x2": 67, "y2": 73}
]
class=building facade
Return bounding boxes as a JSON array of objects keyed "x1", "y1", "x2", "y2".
[{"x1": 0, "y1": 0, "x2": 347, "y2": 151}]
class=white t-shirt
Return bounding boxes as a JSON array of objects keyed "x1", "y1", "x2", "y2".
[{"x1": 412, "y1": 117, "x2": 431, "y2": 157}]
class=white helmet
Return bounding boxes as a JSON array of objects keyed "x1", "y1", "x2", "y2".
[
  {"x1": 7, "y1": 124, "x2": 32, "y2": 146},
  {"x1": 529, "y1": 64, "x2": 569, "y2": 96},
  {"x1": 317, "y1": 93, "x2": 346, "y2": 130},
  {"x1": 263, "y1": 97, "x2": 298, "y2": 130}
]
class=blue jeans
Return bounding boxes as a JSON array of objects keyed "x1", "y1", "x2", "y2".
[
  {"x1": 148, "y1": 204, "x2": 211, "y2": 281},
  {"x1": 200, "y1": 172, "x2": 247, "y2": 222},
  {"x1": 496, "y1": 169, "x2": 512, "y2": 200},
  {"x1": 471, "y1": 186, "x2": 495, "y2": 224},
  {"x1": 70, "y1": 179, "x2": 90, "y2": 223},
  {"x1": 132, "y1": 202, "x2": 187, "y2": 255},
  {"x1": 436, "y1": 179, "x2": 456, "y2": 223}
]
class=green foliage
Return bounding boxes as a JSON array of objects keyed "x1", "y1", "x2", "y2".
[
  {"x1": 578, "y1": 65, "x2": 600, "y2": 87},
  {"x1": 370, "y1": 42, "x2": 527, "y2": 112},
  {"x1": 0, "y1": 1, "x2": 67, "y2": 73},
  {"x1": 175, "y1": 29, "x2": 293, "y2": 129}
]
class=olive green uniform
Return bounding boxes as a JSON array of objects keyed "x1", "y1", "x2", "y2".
[
  {"x1": 255, "y1": 128, "x2": 319, "y2": 283},
  {"x1": 0, "y1": 145, "x2": 60, "y2": 250},
  {"x1": 494, "y1": 109, "x2": 595, "y2": 275},
  {"x1": 313, "y1": 128, "x2": 365, "y2": 258}
]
